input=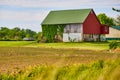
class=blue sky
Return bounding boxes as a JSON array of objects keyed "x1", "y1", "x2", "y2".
[{"x1": 0, "y1": 0, "x2": 120, "y2": 32}]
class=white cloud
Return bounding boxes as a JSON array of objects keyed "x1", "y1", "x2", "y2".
[
  {"x1": 0, "y1": 0, "x2": 119, "y2": 32},
  {"x1": 0, "y1": 9, "x2": 49, "y2": 32},
  {"x1": 14, "y1": 23, "x2": 42, "y2": 32},
  {"x1": 0, "y1": 0, "x2": 119, "y2": 8},
  {"x1": 0, "y1": 20, "x2": 42, "y2": 32},
  {"x1": 0, "y1": 10, "x2": 49, "y2": 22}
]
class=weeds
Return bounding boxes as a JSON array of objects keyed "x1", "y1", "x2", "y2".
[
  {"x1": 0, "y1": 60, "x2": 120, "y2": 80},
  {"x1": 109, "y1": 41, "x2": 119, "y2": 49}
]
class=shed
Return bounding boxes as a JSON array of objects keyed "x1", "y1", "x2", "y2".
[{"x1": 106, "y1": 26, "x2": 120, "y2": 40}]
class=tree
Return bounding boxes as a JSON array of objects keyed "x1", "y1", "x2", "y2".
[
  {"x1": 0, "y1": 27, "x2": 37, "y2": 41},
  {"x1": 97, "y1": 13, "x2": 115, "y2": 26},
  {"x1": 112, "y1": 8, "x2": 120, "y2": 12},
  {"x1": 0, "y1": 27, "x2": 10, "y2": 40},
  {"x1": 12, "y1": 27, "x2": 22, "y2": 40},
  {"x1": 115, "y1": 15, "x2": 120, "y2": 26},
  {"x1": 25, "y1": 29, "x2": 36, "y2": 38}
]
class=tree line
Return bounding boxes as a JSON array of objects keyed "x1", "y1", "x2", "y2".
[{"x1": 0, "y1": 27, "x2": 38, "y2": 41}]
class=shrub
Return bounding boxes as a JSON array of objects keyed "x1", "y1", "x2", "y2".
[
  {"x1": 109, "y1": 41, "x2": 119, "y2": 49},
  {"x1": 36, "y1": 39, "x2": 40, "y2": 43}
]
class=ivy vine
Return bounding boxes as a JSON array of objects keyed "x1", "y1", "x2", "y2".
[{"x1": 42, "y1": 24, "x2": 65, "y2": 43}]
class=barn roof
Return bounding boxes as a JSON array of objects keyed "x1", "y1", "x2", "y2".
[
  {"x1": 111, "y1": 26, "x2": 120, "y2": 30},
  {"x1": 41, "y1": 9, "x2": 92, "y2": 25}
]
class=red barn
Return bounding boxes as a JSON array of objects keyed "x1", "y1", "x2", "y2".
[{"x1": 42, "y1": 9, "x2": 109, "y2": 42}]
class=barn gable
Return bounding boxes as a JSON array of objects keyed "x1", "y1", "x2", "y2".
[{"x1": 83, "y1": 10, "x2": 101, "y2": 34}]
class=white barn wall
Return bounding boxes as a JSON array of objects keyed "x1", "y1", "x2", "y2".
[
  {"x1": 63, "y1": 24, "x2": 83, "y2": 42},
  {"x1": 63, "y1": 33, "x2": 82, "y2": 42}
]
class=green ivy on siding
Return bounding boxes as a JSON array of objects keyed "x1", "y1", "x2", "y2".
[
  {"x1": 57, "y1": 25, "x2": 65, "y2": 37},
  {"x1": 42, "y1": 25, "x2": 65, "y2": 43}
]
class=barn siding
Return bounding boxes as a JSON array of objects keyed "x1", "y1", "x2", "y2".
[
  {"x1": 64, "y1": 24, "x2": 82, "y2": 33},
  {"x1": 101, "y1": 25, "x2": 109, "y2": 34},
  {"x1": 83, "y1": 10, "x2": 101, "y2": 34},
  {"x1": 63, "y1": 24, "x2": 83, "y2": 42},
  {"x1": 63, "y1": 33, "x2": 82, "y2": 42}
]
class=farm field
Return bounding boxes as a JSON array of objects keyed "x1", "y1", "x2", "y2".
[{"x1": 0, "y1": 41, "x2": 120, "y2": 80}]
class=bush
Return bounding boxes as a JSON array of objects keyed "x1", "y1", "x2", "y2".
[
  {"x1": 109, "y1": 41, "x2": 119, "y2": 49},
  {"x1": 36, "y1": 39, "x2": 40, "y2": 43}
]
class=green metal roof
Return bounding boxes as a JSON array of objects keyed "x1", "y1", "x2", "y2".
[
  {"x1": 112, "y1": 26, "x2": 120, "y2": 30},
  {"x1": 41, "y1": 9, "x2": 92, "y2": 25}
]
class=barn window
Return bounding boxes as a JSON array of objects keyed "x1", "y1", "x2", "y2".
[
  {"x1": 64, "y1": 24, "x2": 71, "y2": 33},
  {"x1": 105, "y1": 26, "x2": 108, "y2": 32},
  {"x1": 64, "y1": 24, "x2": 81, "y2": 33},
  {"x1": 74, "y1": 26, "x2": 77, "y2": 33}
]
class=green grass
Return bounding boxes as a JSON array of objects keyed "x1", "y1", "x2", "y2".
[
  {"x1": 0, "y1": 41, "x2": 35, "y2": 46},
  {"x1": 34, "y1": 42, "x2": 109, "y2": 50},
  {"x1": 0, "y1": 41, "x2": 109, "y2": 50}
]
